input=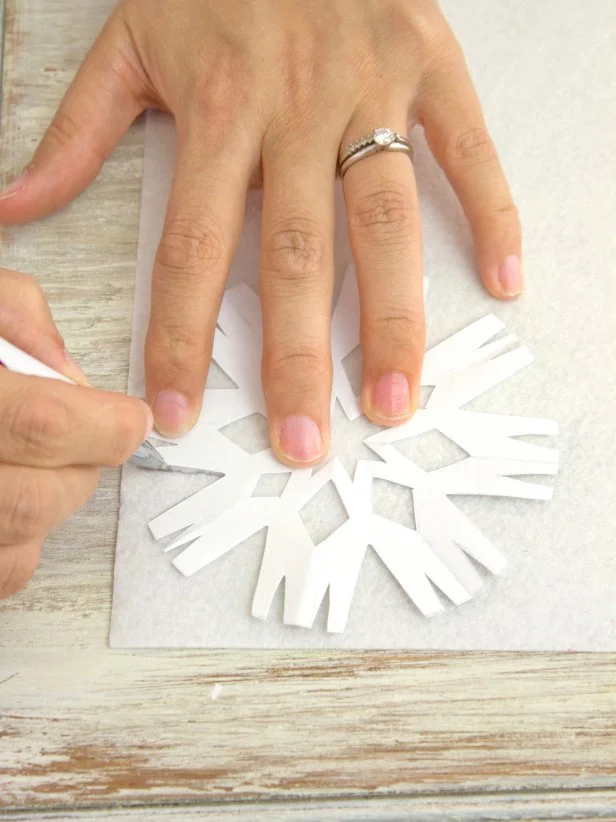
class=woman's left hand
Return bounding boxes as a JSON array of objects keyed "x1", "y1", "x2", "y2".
[{"x1": 0, "y1": 0, "x2": 521, "y2": 467}]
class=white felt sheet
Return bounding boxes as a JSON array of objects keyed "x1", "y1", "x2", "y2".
[{"x1": 110, "y1": 0, "x2": 616, "y2": 649}]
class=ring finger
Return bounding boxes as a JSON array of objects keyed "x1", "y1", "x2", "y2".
[{"x1": 342, "y1": 109, "x2": 424, "y2": 426}]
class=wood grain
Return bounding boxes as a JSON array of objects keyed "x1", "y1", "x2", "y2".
[
  {"x1": 0, "y1": 0, "x2": 615, "y2": 817},
  {"x1": 4, "y1": 794, "x2": 616, "y2": 822}
]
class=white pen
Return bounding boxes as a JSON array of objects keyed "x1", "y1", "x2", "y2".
[{"x1": 0, "y1": 335, "x2": 168, "y2": 471}]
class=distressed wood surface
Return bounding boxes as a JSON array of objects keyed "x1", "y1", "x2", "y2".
[
  {"x1": 0, "y1": 0, "x2": 615, "y2": 818},
  {"x1": 4, "y1": 793, "x2": 616, "y2": 822}
]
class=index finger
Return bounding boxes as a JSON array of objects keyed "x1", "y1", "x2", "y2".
[{"x1": 0, "y1": 370, "x2": 152, "y2": 469}]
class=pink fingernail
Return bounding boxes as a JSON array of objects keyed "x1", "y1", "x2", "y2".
[
  {"x1": 0, "y1": 169, "x2": 29, "y2": 201},
  {"x1": 152, "y1": 390, "x2": 192, "y2": 435},
  {"x1": 279, "y1": 415, "x2": 322, "y2": 463},
  {"x1": 372, "y1": 372, "x2": 412, "y2": 419},
  {"x1": 498, "y1": 254, "x2": 523, "y2": 297}
]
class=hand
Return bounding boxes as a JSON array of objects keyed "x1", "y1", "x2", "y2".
[
  {"x1": 0, "y1": 269, "x2": 152, "y2": 598},
  {"x1": 0, "y1": 0, "x2": 521, "y2": 467}
]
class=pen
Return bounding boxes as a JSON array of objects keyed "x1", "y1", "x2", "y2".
[{"x1": 0, "y1": 335, "x2": 168, "y2": 471}]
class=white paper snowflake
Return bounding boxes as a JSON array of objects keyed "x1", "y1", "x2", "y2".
[{"x1": 148, "y1": 266, "x2": 559, "y2": 633}]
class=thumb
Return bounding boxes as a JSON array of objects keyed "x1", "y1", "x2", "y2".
[
  {"x1": 0, "y1": 268, "x2": 87, "y2": 385},
  {"x1": 0, "y1": 15, "x2": 146, "y2": 226}
]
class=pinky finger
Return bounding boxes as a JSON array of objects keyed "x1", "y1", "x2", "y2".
[
  {"x1": 0, "y1": 464, "x2": 98, "y2": 597},
  {"x1": 0, "y1": 541, "x2": 42, "y2": 599},
  {"x1": 419, "y1": 56, "x2": 523, "y2": 299},
  {"x1": 0, "y1": 464, "x2": 99, "y2": 548}
]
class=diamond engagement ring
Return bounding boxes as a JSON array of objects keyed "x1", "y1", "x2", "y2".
[{"x1": 338, "y1": 128, "x2": 413, "y2": 178}]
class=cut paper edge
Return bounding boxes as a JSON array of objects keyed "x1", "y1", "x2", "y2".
[{"x1": 145, "y1": 266, "x2": 558, "y2": 634}]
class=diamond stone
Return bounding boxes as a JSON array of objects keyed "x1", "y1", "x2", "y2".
[{"x1": 373, "y1": 128, "x2": 395, "y2": 146}]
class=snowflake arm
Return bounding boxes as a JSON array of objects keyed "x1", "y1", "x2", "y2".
[{"x1": 145, "y1": 267, "x2": 559, "y2": 634}]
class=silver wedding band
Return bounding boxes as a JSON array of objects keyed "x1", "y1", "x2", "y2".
[{"x1": 339, "y1": 128, "x2": 413, "y2": 179}]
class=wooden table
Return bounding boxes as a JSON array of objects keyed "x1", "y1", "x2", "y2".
[{"x1": 1, "y1": 1, "x2": 615, "y2": 818}]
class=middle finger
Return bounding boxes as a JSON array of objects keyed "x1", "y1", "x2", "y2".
[{"x1": 260, "y1": 133, "x2": 337, "y2": 467}]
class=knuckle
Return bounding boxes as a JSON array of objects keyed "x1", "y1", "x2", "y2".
[
  {"x1": 449, "y1": 127, "x2": 496, "y2": 167},
  {"x1": 395, "y1": 4, "x2": 452, "y2": 60},
  {"x1": 104, "y1": 18, "x2": 150, "y2": 102},
  {"x1": 105, "y1": 410, "x2": 142, "y2": 467},
  {"x1": 266, "y1": 346, "x2": 331, "y2": 386},
  {"x1": 45, "y1": 110, "x2": 81, "y2": 147},
  {"x1": 4, "y1": 473, "x2": 51, "y2": 542},
  {"x1": 489, "y1": 202, "x2": 521, "y2": 225},
  {"x1": 365, "y1": 310, "x2": 425, "y2": 349},
  {"x1": 264, "y1": 219, "x2": 326, "y2": 281},
  {"x1": 89, "y1": 467, "x2": 102, "y2": 496},
  {"x1": 7, "y1": 393, "x2": 72, "y2": 462},
  {"x1": 0, "y1": 274, "x2": 49, "y2": 335},
  {"x1": 19, "y1": 274, "x2": 47, "y2": 310},
  {"x1": 0, "y1": 543, "x2": 40, "y2": 599},
  {"x1": 420, "y1": 15, "x2": 451, "y2": 51},
  {"x1": 191, "y1": 52, "x2": 252, "y2": 125},
  {"x1": 148, "y1": 319, "x2": 205, "y2": 366},
  {"x1": 280, "y1": 39, "x2": 320, "y2": 106},
  {"x1": 377, "y1": 1, "x2": 455, "y2": 76},
  {"x1": 350, "y1": 187, "x2": 418, "y2": 243},
  {"x1": 44, "y1": 111, "x2": 106, "y2": 169},
  {"x1": 156, "y1": 216, "x2": 225, "y2": 279}
]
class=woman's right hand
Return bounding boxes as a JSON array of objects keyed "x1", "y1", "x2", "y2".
[{"x1": 0, "y1": 268, "x2": 152, "y2": 598}]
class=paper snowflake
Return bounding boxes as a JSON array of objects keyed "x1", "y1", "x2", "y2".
[{"x1": 148, "y1": 266, "x2": 559, "y2": 633}]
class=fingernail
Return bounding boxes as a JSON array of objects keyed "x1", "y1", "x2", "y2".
[
  {"x1": 63, "y1": 350, "x2": 90, "y2": 386},
  {"x1": 498, "y1": 254, "x2": 523, "y2": 297},
  {"x1": 371, "y1": 372, "x2": 412, "y2": 420},
  {"x1": 142, "y1": 405, "x2": 154, "y2": 442},
  {"x1": 152, "y1": 390, "x2": 192, "y2": 435},
  {"x1": 279, "y1": 415, "x2": 322, "y2": 463},
  {"x1": 0, "y1": 169, "x2": 29, "y2": 201}
]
